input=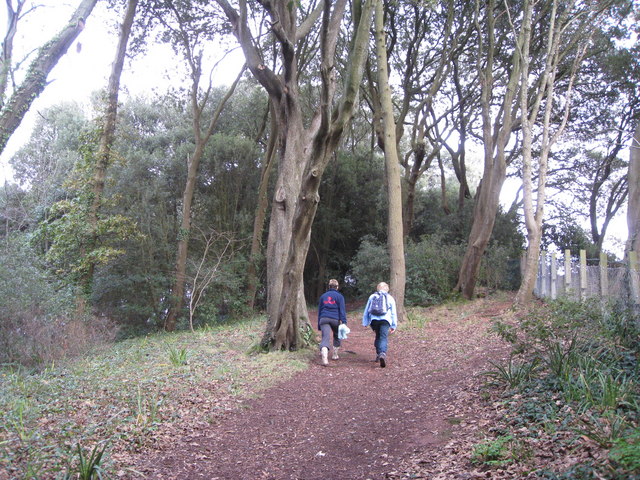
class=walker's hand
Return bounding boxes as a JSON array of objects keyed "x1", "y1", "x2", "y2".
[{"x1": 390, "y1": 328, "x2": 396, "y2": 334}]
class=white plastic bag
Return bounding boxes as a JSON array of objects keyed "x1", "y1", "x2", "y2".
[{"x1": 338, "y1": 324, "x2": 350, "y2": 340}]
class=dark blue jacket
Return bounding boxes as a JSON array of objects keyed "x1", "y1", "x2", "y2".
[{"x1": 317, "y1": 288, "x2": 347, "y2": 329}]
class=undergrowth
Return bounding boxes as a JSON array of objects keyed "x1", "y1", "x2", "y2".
[
  {"x1": 484, "y1": 297, "x2": 640, "y2": 479},
  {"x1": 0, "y1": 315, "x2": 311, "y2": 479}
]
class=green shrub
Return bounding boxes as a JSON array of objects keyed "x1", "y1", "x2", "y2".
[
  {"x1": 487, "y1": 297, "x2": 640, "y2": 478},
  {"x1": 0, "y1": 236, "x2": 74, "y2": 319},
  {"x1": 404, "y1": 235, "x2": 464, "y2": 305},
  {"x1": 350, "y1": 233, "x2": 519, "y2": 305},
  {"x1": 349, "y1": 235, "x2": 390, "y2": 296},
  {"x1": 484, "y1": 356, "x2": 540, "y2": 389},
  {"x1": 350, "y1": 234, "x2": 465, "y2": 304},
  {"x1": 167, "y1": 345, "x2": 189, "y2": 366},
  {"x1": 64, "y1": 442, "x2": 109, "y2": 480},
  {"x1": 0, "y1": 237, "x2": 116, "y2": 366},
  {"x1": 471, "y1": 434, "x2": 522, "y2": 466},
  {"x1": 478, "y1": 245, "x2": 521, "y2": 291},
  {"x1": 598, "y1": 300, "x2": 640, "y2": 349},
  {"x1": 187, "y1": 253, "x2": 253, "y2": 327}
]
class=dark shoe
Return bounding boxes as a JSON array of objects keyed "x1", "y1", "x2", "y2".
[{"x1": 379, "y1": 353, "x2": 386, "y2": 368}]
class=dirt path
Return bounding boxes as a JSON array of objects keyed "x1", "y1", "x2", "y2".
[{"x1": 131, "y1": 297, "x2": 512, "y2": 479}]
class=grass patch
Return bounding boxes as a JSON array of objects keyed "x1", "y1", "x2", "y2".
[
  {"x1": 471, "y1": 434, "x2": 527, "y2": 467},
  {"x1": 484, "y1": 356, "x2": 540, "y2": 389},
  {"x1": 0, "y1": 315, "x2": 311, "y2": 478},
  {"x1": 610, "y1": 428, "x2": 640, "y2": 473},
  {"x1": 446, "y1": 416, "x2": 463, "y2": 425}
]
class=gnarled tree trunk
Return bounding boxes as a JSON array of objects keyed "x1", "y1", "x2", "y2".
[{"x1": 215, "y1": 0, "x2": 376, "y2": 350}]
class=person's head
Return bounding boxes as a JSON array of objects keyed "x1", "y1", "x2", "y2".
[
  {"x1": 376, "y1": 282, "x2": 389, "y2": 293},
  {"x1": 328, "y1": 279, "x2": 339, "y2": 289}
]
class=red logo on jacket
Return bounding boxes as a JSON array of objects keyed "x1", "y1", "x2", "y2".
[{"x1": 324, "y1": 296, "x2": 336, "y2": 305}]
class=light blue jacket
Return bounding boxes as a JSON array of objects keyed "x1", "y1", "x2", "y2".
[{"x1": 362, "y1": 291, "x2": 397, "y2": 329}]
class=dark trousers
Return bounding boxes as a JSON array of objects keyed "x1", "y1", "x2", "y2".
[{"x1": 370, "y1": 319, "x2": 390, "y2": 355}]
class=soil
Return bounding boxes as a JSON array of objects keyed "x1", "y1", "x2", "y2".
[{"x1": 128, "y1": 296, "x2": 514, "y2": 480}]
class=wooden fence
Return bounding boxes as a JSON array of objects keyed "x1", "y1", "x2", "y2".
[{"x1": 532, "y1": 250, "x2": 640, "y2": 303}]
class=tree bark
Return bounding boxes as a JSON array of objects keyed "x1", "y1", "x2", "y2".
[
  {"x1": 0, "y1": 0, "x2": 99, "y2": 154},
  {"x1": 374, "y1": 0, "x2": 406, "y2": 321},
  {"x1": 627, "y1": 122, "x2": 640, "y2": 255},
  {"x1": 514, "y1": 0, "x2": 540, "y2": 306}
]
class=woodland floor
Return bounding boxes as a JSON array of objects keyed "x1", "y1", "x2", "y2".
[{"x1": 124, "y1": 294, "x2": 524, "y2": 480}]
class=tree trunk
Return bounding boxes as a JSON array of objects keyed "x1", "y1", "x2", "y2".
[
  {"x1": 216, "y1": 0, "x2": 375, "y2": 350},
  {"x1": 78, "y1": 0, "x2": 138, "y2": 312},
  {"x1": 403, "y1": 141, "x2": 437, "y2": 236},
  {"x1": 516, "y1": 0, "x2": 600, "y2": 305},
  {"x1": 165, "y1": 146, "x2": 204, "y2": 331},
  {"x1": 455, "y1": 0, "x2": 521, "y2": 299},
  {"x1": 0, "y1": 0, "x2": 99, "y2": 154},
  {"x1": 164, "y1": 65, "x2": 243, "y2": 332},
  {"x1": 374, "y1": 0, "x2": 406, "y2": 321},
  {"x1": 514, "y1": 0, "x2": 539, "y2": 305},
  {"x1": 627, "y1": 122, "x2": 640, "y2": 255},
  {"x1": 456, "y1": 167, "x2": 507, "y2": 298},
  {"x1": 261, "y1": 118, "x2": 310, "y2": 349}
]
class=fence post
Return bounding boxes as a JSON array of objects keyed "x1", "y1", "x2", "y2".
[
  {"x1": 580, "y1": 249, "x2": 587, "y2": 300},
  {"x1": 600, "y1": 252, "x2": 609, "y2": 299},
  {"x1": 564, "y1": 249, "x2": 572, "y2": 298},
  {"x1": 551, "y1": 253, "x2": 557, "y2": 300},
  {"x1": 630, "y1": 251, "x2": 640, "y2": 304},
  {"x1": 541, "y1": 250, "x2": 549, "y2": 298}
]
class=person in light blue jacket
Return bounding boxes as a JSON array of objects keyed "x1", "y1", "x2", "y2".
[{"x1": 362, "y1": 282, "x2": 397, "y2": 368}]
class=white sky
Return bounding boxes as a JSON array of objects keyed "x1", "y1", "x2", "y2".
[{"x1": 0, "y1": 0, "x2": 242, "y2": 177}]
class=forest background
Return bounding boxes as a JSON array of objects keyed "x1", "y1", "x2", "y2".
[{"x1": 0, "y1": 0, "x2": 639, "y2": 364}]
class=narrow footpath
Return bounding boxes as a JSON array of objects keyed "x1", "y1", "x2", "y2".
[{"x1": 130, "y1": 297, "x2": 512, "y2": 479}]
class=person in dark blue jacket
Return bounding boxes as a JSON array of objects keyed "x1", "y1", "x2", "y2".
[{"x1": 317, "y1": 279, "x2": 347, "y2": 366}]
